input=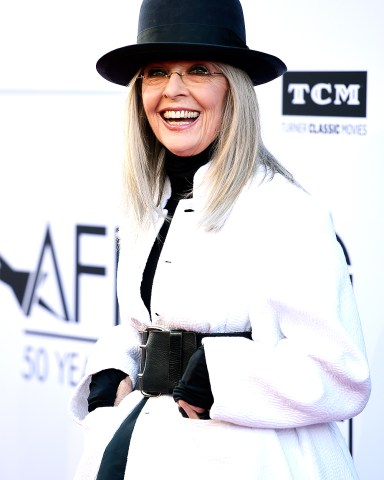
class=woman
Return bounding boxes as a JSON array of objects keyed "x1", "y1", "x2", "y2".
[{"x1": 71, "y1": 0, "x2": 371, "y2": 478}]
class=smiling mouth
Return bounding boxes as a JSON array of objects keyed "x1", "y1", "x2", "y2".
[{"x1": 162, "y1": 110, "x2": 200, "y2": 125}]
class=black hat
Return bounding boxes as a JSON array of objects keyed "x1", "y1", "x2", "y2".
[{"x1": 96, "y1": 0, "x2": 286, "y2": 86}]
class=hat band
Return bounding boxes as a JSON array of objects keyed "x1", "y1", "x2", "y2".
[{"x1": 137, "y1": 23, "x2": 247, "y2": 49}]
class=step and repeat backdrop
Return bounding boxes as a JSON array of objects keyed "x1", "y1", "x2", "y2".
[{"x1": 0, "y1": 1, "x2": 383, "y2": 478}]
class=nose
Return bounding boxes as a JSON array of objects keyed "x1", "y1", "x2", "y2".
[{"x1": 162, "y1": 71, "x2": 188, "y2": 98}]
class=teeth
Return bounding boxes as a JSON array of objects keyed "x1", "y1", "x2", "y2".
[{"x1": 163, "y1": 110, "x2": 199, "y2": 119}]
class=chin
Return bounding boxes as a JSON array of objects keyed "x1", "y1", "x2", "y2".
[{"x1": 164, "y1": 143, "x2": 207, "y2": 157}]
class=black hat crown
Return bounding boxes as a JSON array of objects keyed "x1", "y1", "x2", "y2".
[{"x1": 138, "y1": 0, "x2": 246, "y2": 48}]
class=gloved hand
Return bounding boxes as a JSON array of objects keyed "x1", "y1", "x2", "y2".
[
  {"x1": 173, "y1": 346, "x2": 214, "y2": 417},
  {"x1": 87, "y1": 368, "x2": 128, "y2": 412}
]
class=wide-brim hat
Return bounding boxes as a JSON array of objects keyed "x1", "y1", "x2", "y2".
[{"x1": 96, "y1": 0, "x2": 287, "y2": 87}]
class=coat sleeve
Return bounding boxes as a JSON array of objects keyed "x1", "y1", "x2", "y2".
[
  {"x1": 69, "y1": 323, "x2": 141, "y2": 422},
  {"x1": 203, "y1": 189, "x2": 371, "y2": 428}
]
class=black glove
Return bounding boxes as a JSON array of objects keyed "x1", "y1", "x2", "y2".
[
  {"x1": 87, "y1": 368, "x2": 127, "y2": 412},
  {"x1": 173, "y1": 346, "x2": 214, "y2": 415}
]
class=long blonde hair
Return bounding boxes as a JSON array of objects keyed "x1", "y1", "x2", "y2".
[{"x1": 122, "y1": 63, "x2": 293, "y2": 232}]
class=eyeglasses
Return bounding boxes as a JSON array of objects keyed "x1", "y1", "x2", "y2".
[{"x1": 137, "y1": 65, "x2": 224, "y2": 87}]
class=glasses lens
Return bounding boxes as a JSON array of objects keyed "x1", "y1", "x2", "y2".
[{"x1": 140, "y1": 67, "x2": 222, "y2": 87}]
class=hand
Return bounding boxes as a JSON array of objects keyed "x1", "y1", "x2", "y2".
[
  {"x1": 173, "y1": 346, "x2": 213, "y2": 418},
  {"x1": 177, "y1": 399, "x2": 207, "y2": 419},
  {"x1": 114, "y1": 376, "x2": 133, "y2": 406},
  {"x1": 88, "y1": 369, "x2": 129, "y2": 412}
]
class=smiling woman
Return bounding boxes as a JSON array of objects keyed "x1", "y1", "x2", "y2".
[
  {"x1": 70, "y1": 0, "x2": 370, "y2": 479},
  {"x1": 141, "y1": 61, "x2": 228, "y2": 157}
]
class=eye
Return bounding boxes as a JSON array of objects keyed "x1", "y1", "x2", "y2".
[
  {"x1": 188, "y1": 65, "x2": 210, "y2": 76},
  {"x1": 146, "y1": 68, "x2": 168, "y2": 78}
]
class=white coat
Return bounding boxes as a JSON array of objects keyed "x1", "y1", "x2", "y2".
[{"x1": 70, "y1": 164, "x2": 370, "y2": 480}]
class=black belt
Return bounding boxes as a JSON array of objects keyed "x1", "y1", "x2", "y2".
[{"x1": 138, "y1": 327, "x2": 252, "y2": 397}]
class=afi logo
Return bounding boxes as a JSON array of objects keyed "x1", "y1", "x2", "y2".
[
  {"x1": 283, "y1": 72, "x2": 367, "y2": 117},
  {"x1": 0, "y1": 224, "x2": 118, "y2": 325}
]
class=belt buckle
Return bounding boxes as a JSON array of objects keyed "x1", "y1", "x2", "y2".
[{"x1": 138, "y1": 325, "x2": 168, "y2": 397}]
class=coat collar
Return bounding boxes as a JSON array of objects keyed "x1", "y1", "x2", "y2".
[{"x1": 159, "y1": 161, "x2": 212, "y2": 210}]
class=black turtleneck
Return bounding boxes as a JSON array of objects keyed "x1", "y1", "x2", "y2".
[{"x1": 140, "y1": 145, "x2": 213, "y2": 314}]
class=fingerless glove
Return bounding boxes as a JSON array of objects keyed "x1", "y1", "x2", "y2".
[
  {"x1": 173, "y1": 346, "x2": 214, "y2": 411},
  {"x1": 87, "y1": 368, "x2": 127, "y2": 412}
]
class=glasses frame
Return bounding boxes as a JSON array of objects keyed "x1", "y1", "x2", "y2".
[{"x1": 137, "y1": 69, "x2": 224, "y2": 87}]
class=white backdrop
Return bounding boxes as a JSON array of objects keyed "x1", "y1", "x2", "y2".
[{"x1": 0, "y1": 1, "x2": 383, "y2": 479}]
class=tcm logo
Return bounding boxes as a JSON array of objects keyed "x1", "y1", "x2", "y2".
[{"x1": 283, "y1": 72, "x2": 367, "y2": 117}]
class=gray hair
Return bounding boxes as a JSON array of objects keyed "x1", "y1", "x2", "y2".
[{"x1": 122, "y1": 63, "x2": 293, "y2": 232}]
